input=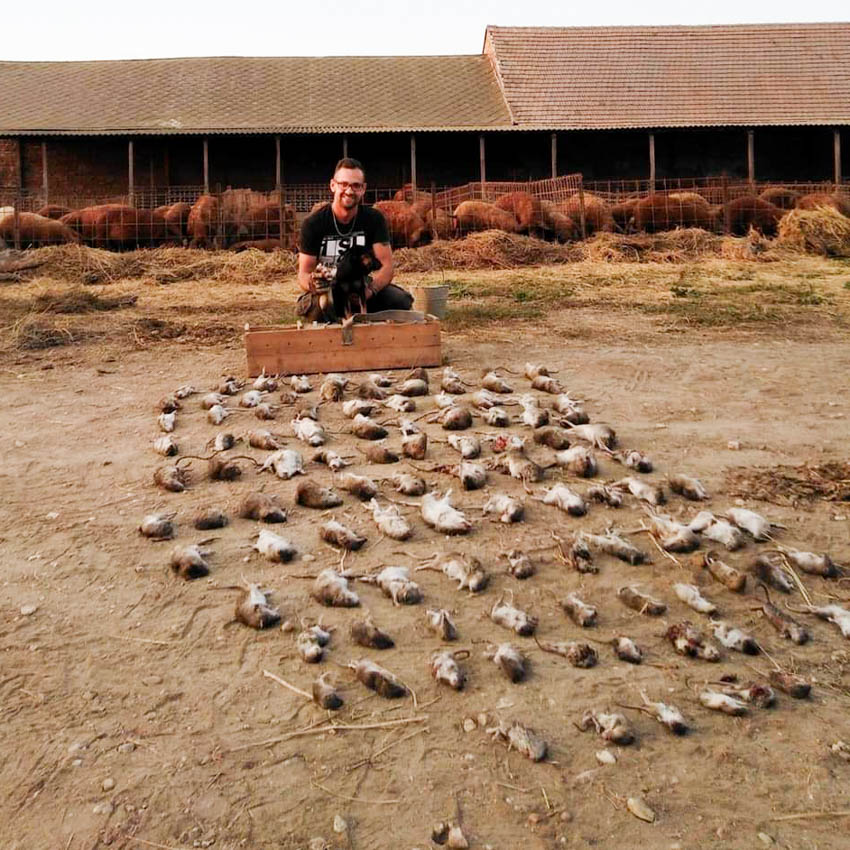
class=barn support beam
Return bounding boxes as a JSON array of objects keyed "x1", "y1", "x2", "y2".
[
  {"x1": 275, "y1": 135, "x2": 282, "y2": 189},
  {"x1": 41, "y1": 141, "x2": 48, "y2": 204},
  {"x1": 648, "y1": 133, "x2": 656, "y2": 190},
  {"x1": 128, "y1": 139, "x2": 134, "y2": 206},
  {"x1": 203, "y1": 139, "x2": 209, "y2": 193},
  {"x1": 835, "y1": 129, "x2": 842, "y2": 187},
  {"x1": 410, "y1": 134, "x2": 417, "y2": 197},
  {"x1": 342, "y1": 136, "x2": 348, "y2": 158},
  {"x1": 551, "y1": 133, "x2": 557, "y2": 178},
  {"x1": 747, "y1": 130, "x2": 755, "y2": 183},
  {"x1": 479, "y1": 134, "x2": 486, "y2": 189}
]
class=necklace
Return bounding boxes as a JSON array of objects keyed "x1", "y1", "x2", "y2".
[{"x1": 332, "y1": 208, "x2": 358, "y2": 237}]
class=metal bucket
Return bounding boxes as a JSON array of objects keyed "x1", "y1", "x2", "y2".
[{"x1": 411, "y1": 285, "x2": 449, "y2": 319}]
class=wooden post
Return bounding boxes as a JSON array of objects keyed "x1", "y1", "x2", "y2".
[
  {"x1": 577, "y1": 183, "x2": 587, "y2": 240},
  {"x1": 747, "y1": 130, "x2": 755, "y2": 184},
  {"x1": 275, "y1": 135, "x2": 282, "y2": 189},
  {"x1": 410, "y1": 134, "x2": 417, "y2": 199},
  {"x1": 12, "y1": 193, "x2": 21, "y2": 250},
  {"x1": 343, "y1": 136, "x2": 348, "y2": 158},
  {"x1": 203, "y1": 138, "x2": 209, "y2": 193},
  {"x1": 41, "y1": 141, "x2": 48, "y2": 204},
  {"x1": 835, "y1": 129, "x2": 842, "y2": 187},
  {"x1": 15, "y1": 138, "x2": 22, "y2": 191},
  {"x1": 648, "y1": 133, "x2": 656, "y2": 191},
  {"x1": 551, "y1": 132, "x2": 557, "y2": 178},
  {"x1": 479, "y1": 134, "x2": 486, "y2": 194},
  {"x1": 128, "y1": 139, "x2": 135, "y2": 206}
]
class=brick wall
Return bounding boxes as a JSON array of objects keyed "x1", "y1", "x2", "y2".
[{"x1": 0, "y1": 138, "x2": 21, "y2": 188}]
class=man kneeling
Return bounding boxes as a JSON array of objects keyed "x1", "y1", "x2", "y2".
[{"x1": 297, "y1": 157, "x2": 413, "y2": 322}]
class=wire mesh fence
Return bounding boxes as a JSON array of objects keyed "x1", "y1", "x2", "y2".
[{"x1": 1, "y1": 174, "x2": 848, "y2": 251}]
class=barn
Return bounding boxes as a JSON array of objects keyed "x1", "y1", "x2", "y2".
[{"x1": 0, "y1": 22, "x2": 847, "y2": 212}]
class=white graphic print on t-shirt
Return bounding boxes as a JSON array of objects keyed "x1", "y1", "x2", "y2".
[{"x1": 319, "y1": 233, "x2": 366, "y2": 267}]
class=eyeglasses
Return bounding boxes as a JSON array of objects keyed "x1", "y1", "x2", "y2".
[{"x1": 334, "y1": 181, "x2": 364, "y2": 191}]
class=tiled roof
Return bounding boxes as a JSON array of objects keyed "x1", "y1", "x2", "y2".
[
  {"x1": 485, "y1": 23, "x2": 850, "y2": 129},
  {"x1": 0, "y1": 55, "x2": 512, "y2": 135}
]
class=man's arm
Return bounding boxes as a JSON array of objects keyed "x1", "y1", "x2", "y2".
[
  {"x1": 368, "y1": 242, "x2": 394, "y2": 295},
  {"x1": 297, "y1": 252, "x2": 318, "y2": 293}
]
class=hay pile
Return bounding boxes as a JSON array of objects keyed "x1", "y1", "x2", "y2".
[
  {"x1": 22, "y1": 244, "x2": 298, "y2": 284},
  {"x1": 726, "y1": 461, "x2": 850, "y2": 506},
  {"x1": 776, "y1": 207, "x2": 850, "y2": 257}
]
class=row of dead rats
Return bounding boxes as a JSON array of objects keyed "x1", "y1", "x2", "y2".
[{"x1": 139, "y1": 363, "x2": 848, "y2": 775}]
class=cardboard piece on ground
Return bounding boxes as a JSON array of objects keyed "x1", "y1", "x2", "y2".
[{"x1": 245, "y1": 318, "x2": 442, "y2": 377}]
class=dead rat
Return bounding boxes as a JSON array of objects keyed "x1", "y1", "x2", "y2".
[
  {"x1": 482, "y1": 407, "x2": 511, "y2": 427},
  {"x1": 489, "y1": 445, "x2": 545, "y2": 490},
  {"x1": 688, "y1": 512, "x2": 747, "y2": 551},
  {"x1": 610, "y1": 449, "x2": 653, "y2": 474},
  {"x1": 420, "y1": 490, "x2": 472, "y2": 534},
  {"x1": 490, "y1": 595, "x2": 537, "y2": 636},
  {"x1": 260, "y1": 449, "x2": 305, "y2": 479},
  {"x1": 441, "y1": 367, "x2": 468, "y2": 394},
  {"x1": 356, "y1": 377, "x2": 388, "y2": 400},
  {"x1": 537, "y1": 483, "x2": 587, "y2": 517},
  {"x1": 363, "y1": 499, "x2": 412, "y2": 540},
  {"x1": 446, "y1": 434, "x2": 481, "y2": 459},
  {"x1": 726, "y1": 507, "x2": 778, "y2": 542},
  {"x1": 480, "y1": 371, "x2": 514, "y2": 394},
  {"x1": 290, "y1": 375, "x2": 312, "y2": 394},
  {"x1": 665, "y1": 621, "x2": 721, "y2": 661},
  {"x1": 424, "y1": 460, "x2": 486, "y2": 491},
  {"x1": 238, "y1": 492, "x2": 287, "y2": 523},
  {"x1": 291, "y1": 416, "x2": 326, "y2": 447},
  {"x1": 173, "y1": 384, "x2": 197, "y2": 399},
  {"x1": 434, "y1": 391, "x2": 456, "y2": 409},
  {"x1": 193, "y1": 508, "x2": 228, "y2": 530},
  {"x1": 614, "y1": 476, "x2": 666, "y2": 506},
  {"x1": 235, "y1": 582, "x2": 281, "y2": 630},
  {"x1": 566, "y1": 422, "x2": 616, "y2": 450},
  {"x1": 699, "y1": 690, "x2": 748, "y2": 716},
  {"x1": 617, "y1": 586, "x2": 666, "y2": 616},
  {"x1": 154, "y1": 464, "x2": 189, "y2": 493},
  {"x1": 319, "y1": 374, "x2": 346, "y2": 402},
  {"x1": 530, "y1": 374, "x2": 564, "y2": 395},
  {"x1": 611, "y1": 636, "x2": 643, "y2": 664},
  {"x1": 170, "y1": 544, "x2": 211, "y2": 579},
  {"x1": 536, "y1": 638, "x2": 598, "y2": 668},
  {"x1": 711, "y1": 620, "x2": 759, "y2": 654},
  {"x1": 348, "y1": 658, "x2": 407, "y2": 698},
  {"x1": 350, "y1": 613, "x2": 395, "y2": 649},
  {"x1": 586, "y1": 484, "x2": 623, "y2": 508},
  {"x1": 207, "y1": 404, "x2": 230, "y2": 426},
  {"x1": 296, "y1": 623, "x2": 332, "y2": 662},
  {"x1": 552, "y1": 394, "x2": 589, "y2": 425},
  {"x1": 775, "y1": 546, "x2": 841, "y2": 578},
  {"x1": 487, "y1": 720, "x2": 547, "y2": 762},
  {"x1": 313, "y1": 672, "x2": 344, "y2": 710},
  {"x1": 553, "y1": 445, "x2": 597, "y2": 478},
  {"x1": 431, "y1": 650, "x2": 468, "y2": 690},
  {"x1": 368, "y1": 372, "x2": 395, "y2": 388},
  {"x1": 295, "y1": 480, "x2": 343, "y2": 509},
  {"x1": 405, "y1": 366, "x2": 430, "y2": 385},
  {"x1": 519, "y1": 399, "x2": 550, "y2": 429},
  {"x1": 201, "y1": 391, "x2": 227, "y2": 409},
  {"x1": 768, "y1": 670, "x2": 811, "y2": 699},
  {"x1": 669, "y1": 473, "x2": 710, "y2": 501},
  {"x1": 337, "y1": 472, "x2": 379, "y2": 501},
  {"x1": 390, "y1": 472, "x2": 427, "y2": 496},
  {"x1": 484, "y1": 643, "x2": 527, "y2": 682},
  {"x1": 643, "y1": 510, "x2": 700, "y2": 552},
  {"x1": 524, "y1": 362, "x2": 554, "y2": 380},
  {"x1": 396, "y1": 378, "x2": 429, "y2": 397},
  {"x1": 351, "y1": 413, "x2": 388, "y2": 440},
  {"x1": 216, "y1": 376, "x2": 243, "y2": 395},
  {"x1": 533, "y1": 425, "x2": 571, "y2": 450},
  {"x1": 578, "y1": 710, "x2": 634, "y2": 745},
  {"x1": 342, "y1": 399, "x2": 374, "y2": 418},
  {"x1": 312, "y1": 569, "x2": 360, "y2": 607},
  {"x1": 750, "y1": 552, "x2": 794, "y2": 593},
  {"x1": 417, "y1": 554, "x2": 488, "y2": 593},
  {"x1": 561, "y1": 593, "x2": 598, "y2": 627},
  {"x1": 248, "y1": 429, "x2": 286, "y2": 450},
  {"x1": 252, "y1": 369, "x2": 279, "y2": 392},
  {"x1": 208, "y1": 432, "x2": 238, "y2": 452},
  {"x1": 402, "y1": 431, "x2": 427, "y2": 459},
  {"x1": 360, "y1": 442, "x2": 400, "y2": 464},
  {"x1": 312, "y1": 449, "x2": 349, "y2": 471},
  {"x1": 484, "y1": 494, "x2": 525, "y2": 524},
  {"x1": 153, "y1": 435, "x2": 179, "y2": 457},
  {"x1": 384, "y1": 394, "x2": 417, "y2": 413},
  {"x1": 620, "y1": 691, "x2": 689, "y2": 735},
  {"x1": 552, "y1": 532, "x2": 596, "y2": 573},
  {"x1": 240, "y1": 389, "x2": 265, "y2": 408},
  {"x1": 791, "y1": 602, "x2": 850, "y2": 638},
  {"x1": 320, "y1": 519, "x2": 367, "y2": 551},
  {"x1": 503, "y1": 550, "x2": 534, "y2": 578},
  {"x1": 139, "y1": 512, "x2": 176, "y2": 539},
  {"x1": 703, "y1": 551, "x2": 747, "y2": 592},
  {"x1": 673, "y1": 583, "x2": 717, "y2": 615},
  {"x1": 430, "y1": 405, "x2": 473, "y2": 431},
  {"x1": 581, "y1": 530, "x2": 647, "y2": 565},
  {"x1": 253, "y1": 529, "x2": 297, "y2": 563},
  {"x1": 426, "y1": 608, "x2": 458, "y2": 641},
  {"x1": 360, "y1": 566, "x2": 423, "y2": 605},
  {"x1": 753, "y1": 585, "x2": 810, "y2": 644},
  {"x1": 158, "y1": 411, "x2": 176, "y2": 433}
]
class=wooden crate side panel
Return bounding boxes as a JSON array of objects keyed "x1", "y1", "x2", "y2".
[{"x1": 245, "y1": 323, "x2": 441, "y2": 376}]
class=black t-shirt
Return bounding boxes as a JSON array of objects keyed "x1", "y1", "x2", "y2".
[{"x1": 299, "y1": 205, "x2": 390, "y2": 268}]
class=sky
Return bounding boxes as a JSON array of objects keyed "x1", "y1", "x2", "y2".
[{"x1": 4, "y1": 0, "x2": 847, "y2": 61}]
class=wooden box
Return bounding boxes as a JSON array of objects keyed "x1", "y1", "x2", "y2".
[{"x1": 244, "y1": 320, "x2": 442, "y2": 376}]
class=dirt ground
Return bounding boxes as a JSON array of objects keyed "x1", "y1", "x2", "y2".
[{"x1": 1, "y1": 257, "x2": 850, "y2": 850}]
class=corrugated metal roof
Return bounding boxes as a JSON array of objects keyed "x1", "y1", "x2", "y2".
[
  {"x1": 485, "y1": 23, "x2": 850, "y2": 129},
  {"x1": 0, "y1": 55, "x2": 512, "y2": 135}
]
